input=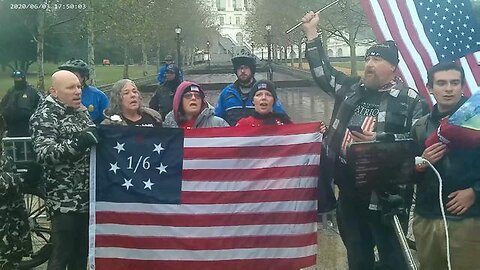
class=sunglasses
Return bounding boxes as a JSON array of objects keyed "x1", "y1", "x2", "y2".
[{"x1": 183, "y1": 92, "x2": 202, "y2": 99}]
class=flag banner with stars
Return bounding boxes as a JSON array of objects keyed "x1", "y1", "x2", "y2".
[
  {"x1": 89, "y1": 123, "x2": 323, "y2": 270},
  {"x1": 361, "y1": 0, "x2": 480, "y2": 104}
]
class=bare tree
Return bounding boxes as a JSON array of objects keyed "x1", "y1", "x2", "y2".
[{"x1": 245, "y1": 0, "x2": 374, "y2": 75}]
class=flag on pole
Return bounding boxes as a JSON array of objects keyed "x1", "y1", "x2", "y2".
[
  {"x1": 89, "y1": 123, "x2": 322, "y2": 270},
  {"x1": 361, "y1": 0, "x2": 480, "y2": 104}
]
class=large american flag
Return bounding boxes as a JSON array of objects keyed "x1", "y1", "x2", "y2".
[
  {"x1": 89, "y1": 123, "x2": 322, "y2": 270},
  {"x1": 361, "y1": 0, "x2": 480, "y2": 104}
]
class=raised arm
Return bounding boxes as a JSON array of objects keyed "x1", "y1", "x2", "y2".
[{"x1": 302, "y1": 11, "x2": 357, "y2": 96}]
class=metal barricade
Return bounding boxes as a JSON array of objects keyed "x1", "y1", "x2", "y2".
[
  {"x1": 2, "y1": 136, "x2": 51, "y2": 268},
  {"x1": 2, "y1": 136, "x2": 35, "y2": 171}
]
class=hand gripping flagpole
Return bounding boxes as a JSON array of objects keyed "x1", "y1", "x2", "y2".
[{"x1": 285, "y1": 0, "x2": 340, "y2": 34}]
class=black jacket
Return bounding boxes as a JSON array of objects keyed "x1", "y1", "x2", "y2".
[
  {"x1": 411, "y1": 98, "x2": 480, "y2": 219},
  {"x1": 0, "y1": 84, "x2": 42, "y2": 137},
  {"x1": 149, "y1": 81, "x2": 180, "y2": 119},
  {"x1": 305, "y1": 37, "x2": 429, "y2": 193}
]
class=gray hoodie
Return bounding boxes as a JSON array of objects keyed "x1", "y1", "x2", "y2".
[{"x1": 163, "y1": 104, "x2": 229, "y2": 128}]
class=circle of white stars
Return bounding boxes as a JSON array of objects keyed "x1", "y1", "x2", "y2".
[{"x1": 109, "y1": 141, "x2": 169, "y2": 190}]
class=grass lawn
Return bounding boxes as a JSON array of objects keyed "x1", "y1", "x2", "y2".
[{"x1": 0, "y1": 63, "x2": 158, "y2": 98}]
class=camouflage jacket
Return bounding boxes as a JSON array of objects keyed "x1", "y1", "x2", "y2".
[
  {"x1": 0, "y1": 154, "x2": 30, "y2": 269},
  {"x1": 30, "y1": 95, "x2": 93, "y2": 215}
]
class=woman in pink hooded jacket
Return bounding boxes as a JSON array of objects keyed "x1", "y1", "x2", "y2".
[{"x1": 163, "y1": 81, "x2": 229, "y2": 129}]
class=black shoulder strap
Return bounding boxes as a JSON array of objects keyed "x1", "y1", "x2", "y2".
[{"x1": 412, "y1": 115, "x2": 429, "y2": 142}]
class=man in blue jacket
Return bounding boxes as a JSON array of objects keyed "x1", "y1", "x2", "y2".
[
  {"x1": 58, "y1": 59, "x2": 109, "y2": 125},
  {"x1": 157, "y1": 55, "x2": 183, "y2": 85},
  {"x1": 215, "y1": 53, "x2": 285, "y2": 126}
]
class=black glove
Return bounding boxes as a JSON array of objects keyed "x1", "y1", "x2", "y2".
[
  {"x1": 75, "y1": 127, "x2": 99, "y2": 151},
  {"x1": 21, "y1": 162, "x2": 43, "y2": 194}
]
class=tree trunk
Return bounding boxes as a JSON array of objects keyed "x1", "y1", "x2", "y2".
[
  {"x1": 87, "y1": 0, "x2": 96, "y2": 85},
  {"x1": 290, "y1": 45, "x2": 294, "y2": 67},
  {"x1": 349, "y1": 38, "x2": 357, "y2": 76},
  {"x1": 345, "y1": 0, "x2": 357, "y2": 76},
  {"x1": 274, "y1": 45, "x2": 281, "y2": 62},
  {"x1": 298, "y1": 40, "x2": 303, "y2": 69},
  {"x1": 321, "y1": 30, "x2": 329, "y2": 57},
  {"x1": 142, "y1": 42, "x2": 148, "y2": 76},
  {"x1": 284, "y1": 46, "x2": 288, "y2": 65},
  {"x1": 188, "y1": 48, "x2": 193, "y2": 66},
  {"x1": 36, "y1": 11, "x2": 45, "y2": 92},
  {"x1": 156, "y1": 44, "x2": 161, "y2": 72},
  {"x1": 272, "y1": 45, "x2": 275, "y2": 62},
  {"x1": 123, "y1": 45, "x2": 129, "y2": 78}
]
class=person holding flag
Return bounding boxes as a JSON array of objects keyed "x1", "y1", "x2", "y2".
[
  {"x1": 236, "y1": 80, "x2": 292, "y2": 127},
  {"x1": 163, "y1": 81, "x2": 228, "y2": 129},
  {"x1": 30, "y1": 70, "x2": 99, "y2": 270},
  {"x1": 102, "y1": 79, "x2": 162, "y2": 128},
  {"x1": 411, "y1": 62, "x2": 480, "y2": 270},
  {"x1": 301, "y1": 11, "x2": 428, "y2": 270},
  {"x1": 215, "y1": 53, "x2": 286, "y2": 126}
]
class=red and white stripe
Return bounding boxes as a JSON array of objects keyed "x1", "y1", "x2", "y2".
[
  {"x1": 361, "y1": 0, "x2": 480, "y2": 106},
  {"x1": 91, "y1": 123, "x2": 322, "y2": 270},
  {"x1": 341, "y1": 116, "x2": 376, "y2": 154}
]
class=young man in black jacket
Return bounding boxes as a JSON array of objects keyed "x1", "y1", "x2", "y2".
[
  {"x1": 411, "y1": 62, "x2": 479, "y2": 270},
  {"x1": 302, "y1": 11, "x2": 428, "y2": 270}
]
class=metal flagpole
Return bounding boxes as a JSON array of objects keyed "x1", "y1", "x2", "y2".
[{"x1": 285, "y1": 0, "x2": 340, "y2": 34}]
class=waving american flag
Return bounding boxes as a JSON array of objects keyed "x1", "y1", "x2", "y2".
[
  {"x1": 89, "y1": 123, "x2": 322, "y2": 270},
  {"x1": 361, "y1": 0, "x2": 480, "y2": 104}
]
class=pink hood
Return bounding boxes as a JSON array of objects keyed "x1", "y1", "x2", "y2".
[{"x1": 172, "y1": 81, "x2": 207, "y2": 122}]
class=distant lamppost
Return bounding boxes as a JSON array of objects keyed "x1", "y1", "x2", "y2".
[
  {"x1": 206, "y1": 40, "x2": 211, "y2": 69},
  {"x1": 266, "y1": 23, "x2": 273, "y2": 81},
  {"x1": 175, "y1": 25, "x2": 182, "y2": 69}
]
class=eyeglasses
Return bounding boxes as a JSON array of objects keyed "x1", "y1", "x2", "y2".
[{"x1": 183, "y1": 92, "x2": 202, "y2": 99}]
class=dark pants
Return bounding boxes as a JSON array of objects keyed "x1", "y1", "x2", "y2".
[
  {"x1": 336, "y1": 191, "x2": 408, "y2": 270},
  {"x1": 47, "y1": 213, "x2": 88, "y2": 270}
]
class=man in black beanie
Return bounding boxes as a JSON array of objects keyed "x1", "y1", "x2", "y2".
[
  {"x1": 302, "y1": 11, "x2": 428, "y2": 270},
  {"x1": 214, "y1": 53, "x2": 286, "y2": 126},
  {"x1": 0, "y1": 71, "x2": 43, "y2": 137}
]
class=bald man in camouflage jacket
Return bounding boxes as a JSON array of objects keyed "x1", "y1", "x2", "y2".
[
  {"x1": 30, "y1": 70, "x2": 99, "y2": 270},
  {"x1": 0, "y1": 154, "x2": 31, "y2": 270}
]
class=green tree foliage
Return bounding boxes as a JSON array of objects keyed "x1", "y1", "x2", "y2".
[
  {"x1": 0, "y1": 0, "x2": 38, "y2": 72},
  {"x1": 0, "y1": 0, "x2": 218, "y2": 81}
]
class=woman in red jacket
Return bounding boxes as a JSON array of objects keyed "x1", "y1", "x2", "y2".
[{"x1": 236, "y1": 80, "x2": 292, "y2": 127}]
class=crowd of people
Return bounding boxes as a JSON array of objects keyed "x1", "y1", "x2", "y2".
[{"x1": 0, "y1": 11, "x2": 478, "y2": 270}]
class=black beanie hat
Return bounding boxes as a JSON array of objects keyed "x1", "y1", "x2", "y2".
[
  {"x1": 249, "y1": 80, "x2": 277, "y2": 102},
  {"x1": 232, "y1": 55, "x2": 256, "y2": 74},
  {"x1": 365, "y1": 40, "x2": 399, "y2": 67}
]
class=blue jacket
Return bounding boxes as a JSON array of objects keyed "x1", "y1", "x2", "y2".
[
  {"x1": 215, "y1": 80, "x2": 286, "y2": 126},
  {"x1": 82, "y1": 85, "x2": 109, "y2": 125},
  {"x1": 157, "y1": 64, "x2": 184, "y2": 85}
]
